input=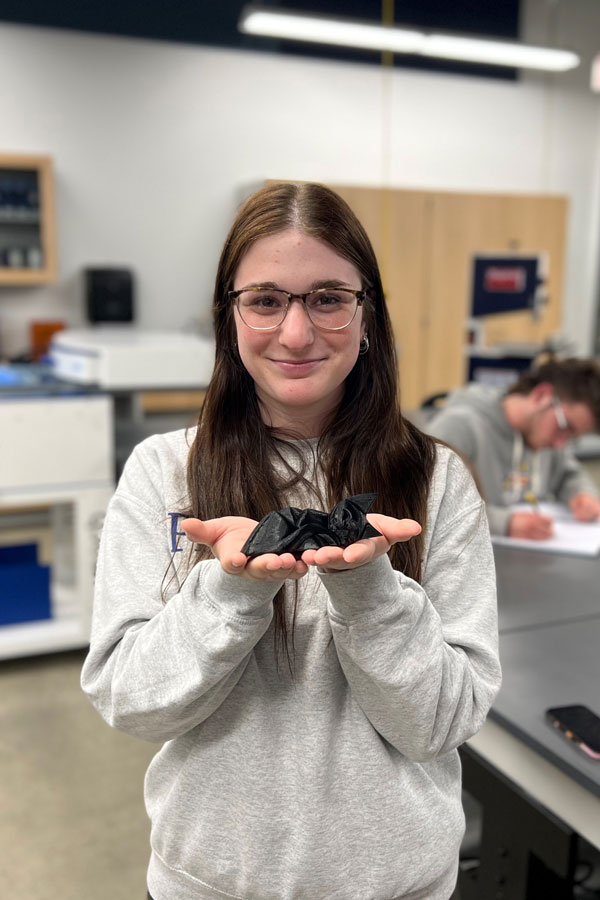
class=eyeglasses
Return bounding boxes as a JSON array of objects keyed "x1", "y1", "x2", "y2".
[
  {"x1": 552, "y1": 395, "x2": 581, "y2": 439},
  {"x1": 228, "y1": 286, "x2": 365, "y2": 331}
]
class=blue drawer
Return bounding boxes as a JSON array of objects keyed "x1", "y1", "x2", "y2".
[{"x1": 0, "y1": 544, "x2": 51, "y2": 625}]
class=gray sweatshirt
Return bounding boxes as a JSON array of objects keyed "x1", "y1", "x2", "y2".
[
  {"x1": 81, "y1": 429, "x2": 501, "y2": 900},
  {"x1": 425, "y1": 383, "x2": 598, "y2": 535}
]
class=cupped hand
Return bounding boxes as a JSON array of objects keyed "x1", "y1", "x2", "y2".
[
  {"x1": 180, "y1": 516, "x2": 308, "y2": 581},
  {"x1": 569, "y1": 492, "x2": 600, "y2": 522},
  {"x1": 300, "y1": 513, "x2": 422, "y2": 573},
  {"x1": 508, "y1": 511, "x2": 554, "y2": 540}
]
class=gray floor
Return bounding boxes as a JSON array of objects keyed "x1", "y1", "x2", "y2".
[{"x1": 0, "y1": 649, "x2": 156, "y2": 900}]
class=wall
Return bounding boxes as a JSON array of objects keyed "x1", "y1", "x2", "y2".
[{"x1": 1, "y1": 2, "x2": 599, "y2": 358}]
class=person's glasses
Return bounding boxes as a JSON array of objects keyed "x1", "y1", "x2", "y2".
[
  {"x1": 552, "y1": 395, "x2": 580, "y2": 439},
  {"x1": 228, "y1": 286, "x2": 365, "y2": 332}
]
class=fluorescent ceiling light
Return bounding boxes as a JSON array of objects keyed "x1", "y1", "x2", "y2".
[
  {"x1": 423, "y1": 35, "x2": 578, "y2": 71},
  {"x1": 239, "y1": 6, "x2": 580, "y2": 73},
  {"x1": 240, "y1": 9, "x2": 423, "y2": 54}
]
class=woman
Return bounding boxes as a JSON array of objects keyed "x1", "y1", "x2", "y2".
[{"x1": 81, "y1": 182, "x2": 501, "y2": 900}]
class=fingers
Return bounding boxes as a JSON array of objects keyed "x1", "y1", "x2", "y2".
[
  {"x1": 300, "y1": 514, "x2": 422, "y2": 572},
  {"x1": 367, "y1": 513, "x2": 422, "y2": 544},
  {"x1": 524, "y1": 513, "x2": 554, "y2": 540},
  {"x1": 219, "y1": 550, "x2": 307, "y2": 581},
  {"x1": 529, "y1": 516, "x2": 554, "y2": 540},
  {"x1": 570, "y1": 494, "x2": 600, "y2": 521},
  {"x1": 301, "y1": 546, "x2": 346, "y2": 568},
  {"x1": 180, "y1": 518, "x2": 307, "y2": 580},
  {"x1": 244, "y1": 553, "x2": 308, "y2": 581},
  {"x1": 301, "y1": 542, "x2": 375, "y2": 570},
  {"x1": 180, "y1": 517, "x2": 221, "y2": 546},
  {"x1": 518, "y1": 513, "x2": 553, "y2": 540},
  {"x1": 216, "y1": 549, "x2": 308, "y2": 581},
  {"x1": 509, "y1": 511, "x2": 554, "y2": 540}
]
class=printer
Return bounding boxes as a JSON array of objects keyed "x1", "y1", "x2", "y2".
[{"x1": 50, "y1": 327, "x2": 215, "y2": 390}]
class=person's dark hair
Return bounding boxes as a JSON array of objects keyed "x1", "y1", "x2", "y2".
[
  {"x1": 184, "y1": 182, "x2": 437, "y2": 663},
  {"x1": 507, "y1": 356, "x2": 600, "y2": 431}
]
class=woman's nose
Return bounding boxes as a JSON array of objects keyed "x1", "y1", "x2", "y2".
[{"x1": 278, "y1": 300, "x2": 315, "y2": 347}]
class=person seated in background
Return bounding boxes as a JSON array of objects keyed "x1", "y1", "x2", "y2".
[{"x1": 425, "y1": 357, "x2": 600, "y2": 540}]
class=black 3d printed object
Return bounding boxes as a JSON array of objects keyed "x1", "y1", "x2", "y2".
[{"x1": 241, "y1": 494, "x2": 382, "y2": 559}]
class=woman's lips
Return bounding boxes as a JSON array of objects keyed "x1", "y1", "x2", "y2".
[{"x1": 270, "y1": 358, "x2": 325, "y2": 374}]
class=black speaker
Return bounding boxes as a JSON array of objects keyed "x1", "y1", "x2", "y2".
[{"x1": 85, "y1": 268, "x2": 134, "y2": 323}]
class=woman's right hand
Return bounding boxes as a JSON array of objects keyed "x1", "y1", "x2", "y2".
[{"x1": 180, "y1": 516, "x2": 308, "y2": 581}]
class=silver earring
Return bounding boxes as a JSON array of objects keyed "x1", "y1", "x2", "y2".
[{"x1": 359, "y1": 334, "x2": 369, "y2": 355}]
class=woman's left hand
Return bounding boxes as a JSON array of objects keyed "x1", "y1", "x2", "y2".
[{"x1": 300, "y1": 513, "x2": 422, "y2": 572}]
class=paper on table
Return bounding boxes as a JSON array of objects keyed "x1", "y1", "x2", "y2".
[{"x1": 492, "y1": 502, "x2": 600, "y2": 557}]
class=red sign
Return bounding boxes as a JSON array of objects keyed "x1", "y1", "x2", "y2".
[{"x1": 484, "y1": 266, "x2": 526, "y2": 293}]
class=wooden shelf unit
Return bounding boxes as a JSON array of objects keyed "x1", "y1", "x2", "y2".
[{"x1": 0, "y1": 153, "x2": 58, "y2": 285}]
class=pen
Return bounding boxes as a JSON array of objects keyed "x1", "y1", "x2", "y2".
[{"x1": 523, "y1": 490, "x2": 540, "y2": 513}]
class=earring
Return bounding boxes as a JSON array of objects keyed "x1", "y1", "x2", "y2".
[{"x1": 359, "y1": 334, "x2": 369, "y2": 355}]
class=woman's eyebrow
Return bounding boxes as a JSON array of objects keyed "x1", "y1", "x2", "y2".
[
  {"x1": 237, "y1": 281, "x2": 280, "y2": 290},
  {"x1": 309, "y1": 279, "x2": 351, "y2": 290},
  {"x1": 237, "y1": 279, "x2": 353, "y2": 291}
]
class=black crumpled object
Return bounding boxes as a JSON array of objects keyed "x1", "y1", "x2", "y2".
[{"x1": 241, "y1": 493, "x2": 382, "y2": 559}]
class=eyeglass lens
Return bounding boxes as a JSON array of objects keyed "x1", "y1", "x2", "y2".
[
  {"x1": 236, "y1": 288, "x2": 358, "y2": 330},
  {"x1": 552, "y1": 397, "x2": 570, "y2": 432}
]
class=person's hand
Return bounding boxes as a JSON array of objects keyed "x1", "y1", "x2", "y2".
[
  {"x1": 300, "y1": 513, "x2": 421, "y2": 573},
  {"x1": 508, "y1": 511, "x2": 554, "y2": 540},
  {"x1": 180, "y1": 516, "x2": 308, "y2": 581},
  {"x1": 569, "y1": 492, "x2": 600, "y2": 522}
]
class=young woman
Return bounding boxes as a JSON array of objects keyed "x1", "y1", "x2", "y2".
[{"x1": 81, "y1": 182, "x2": 501, "y2": 900}]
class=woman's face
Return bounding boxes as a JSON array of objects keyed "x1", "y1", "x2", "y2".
[{"x1": 232, "y1": 228, "x2": 365, "y2": 436}]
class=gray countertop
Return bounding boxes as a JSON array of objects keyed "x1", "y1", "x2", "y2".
[
  {"x1": 491, "y1": 616, "x2": 600, "y2": 797},
  {"x1": 492, "y1": 546, "x2": 600, "y2": 796},
  {"x1": 494, "y1": 544, "x2": 600, "y2": 633}
]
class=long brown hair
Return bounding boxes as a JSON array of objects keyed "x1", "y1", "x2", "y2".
[{"x1": 185, "y1": 182, "x2": 436, "y2": 659}]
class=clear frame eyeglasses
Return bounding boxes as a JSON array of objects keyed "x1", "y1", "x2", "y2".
[
  {"x1": 552, "y1": 394, "x2": 579, "y2": 439},
  {"x1": 228, "y1": 286, "x2": 366, "y2": 332}
]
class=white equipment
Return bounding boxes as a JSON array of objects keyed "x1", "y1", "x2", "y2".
[{"x1": 50, "y1": 327, "x2": 215, "y2": 390}]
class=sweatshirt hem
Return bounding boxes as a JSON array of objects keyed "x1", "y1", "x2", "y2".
[{"x1": 147, "y1": 849, "x2": 458, "y2": 900}]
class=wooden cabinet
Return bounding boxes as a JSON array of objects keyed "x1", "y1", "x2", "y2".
[
  {"x1": 331, "y1": 185, "x2": 567, "y2": 409},
  {"x1": 328, "y1": 186, "x2": 431, "y2": 411},
  {"x1": 0, "y1": 153, "x2": 57, "y2": 285}
]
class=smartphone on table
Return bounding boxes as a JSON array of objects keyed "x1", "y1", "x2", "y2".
[{"x1": 546, "y1": 705, "x2": 600, "y2": 760}]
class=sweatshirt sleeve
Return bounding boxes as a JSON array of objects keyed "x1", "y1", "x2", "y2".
[
  {"x1": 426, "y1": 408, "x2": 476, "y2": 459},
  {"x1": 426, "y1": 409, "x2": 510, "y2": 535},
  {"x1": 321, "y1": 455, "x2": 501, "y2": 762},
  {"x1": 80, "y1": 441, "x2": 282, "y2": 744},
  {"x1": 551, "y1": 447, "x2": 599, "y2": 503}
]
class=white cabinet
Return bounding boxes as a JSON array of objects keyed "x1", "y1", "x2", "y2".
[{"x1": 0, "y1": 394, "x2": 114, "y2": 659}]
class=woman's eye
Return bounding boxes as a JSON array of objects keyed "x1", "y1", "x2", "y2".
[
  {"x1": 313, "y1": 292, "x2": 341, "y2": 307},
  {"x1": 254, "y1": 294, "x2": 284, "y2": 308}
]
